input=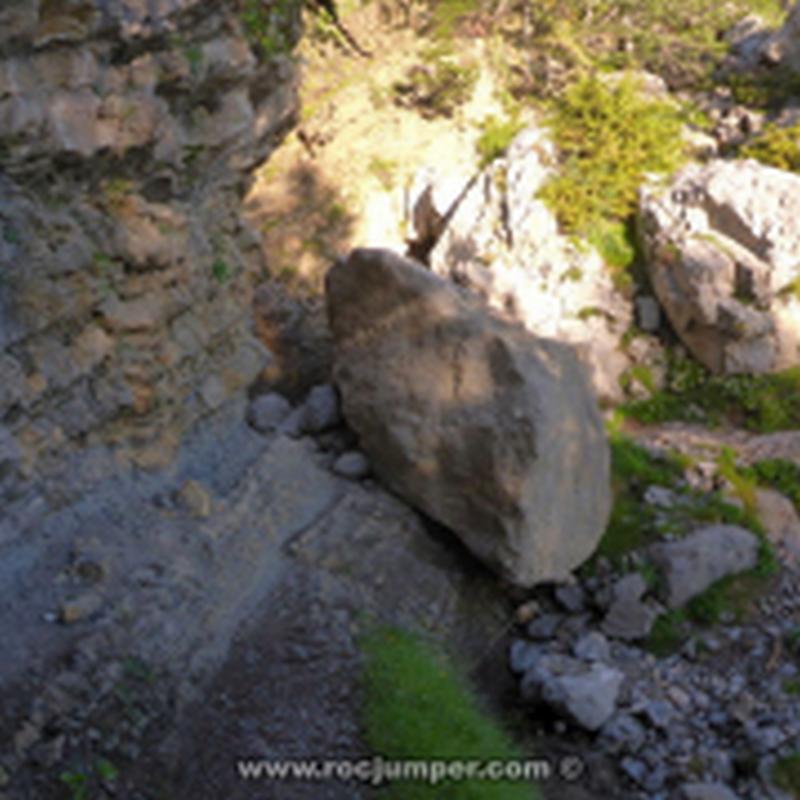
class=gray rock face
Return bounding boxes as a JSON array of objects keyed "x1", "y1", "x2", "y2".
[
  {"x1": 649, "y1": 525, "x2": 760, "y2": 609},
  {"x1": 521, "y1": 654, "x2": 624, "y2": 731},
  {"x1": 326, "y1": 248, "x2": 612, "y2": 587},
  {"x1": 760, "y1": 1, "x2": 800, "y2": 71},
  {"x1": 429, "y1": 126, "x2": 634, "y2": 402},
  {"x1": 639, "y1": 159, "x2": 800, "y2": 374},
  {"x1": 0, "y1": 0, "x2": 300, "y2": 480}
]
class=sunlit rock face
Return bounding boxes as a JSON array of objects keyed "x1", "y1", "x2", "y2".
[
  {"x1": 640, "y1": 158, "x2": 800, "y2": 375},
  {"x1": 426, "y1": 126, "x2": 635, "y2": 405},
  {"x1": 0, "y1": 0, "x2": 300, "y2": 493},
  {"x1": 326, "y1": 248, "x2": 612, "y2": 587}
]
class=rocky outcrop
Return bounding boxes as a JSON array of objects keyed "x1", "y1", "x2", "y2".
[
  {"x1": 648, "y1": 524, "x2": 760, "y2": 609},
  {"x1": 0, "y1": 0, "x2": 300, "y2": 496},
  {"x1": 425, "y1": 126, "x2": 635, "y2": 403},
  {"x1": 640, "y1": 159, "x2": 800, "y2": 374},
  {"x1": 761, "y1": 1, "x2": 800, "y2": 71},
  {"x1": 326, "y1": 247, "x2": 612, "y2": 587}
]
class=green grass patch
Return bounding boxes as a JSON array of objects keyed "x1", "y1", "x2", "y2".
[
  {"x1": 645, "y1": 609, "x2": 690, "y2": 656},
  {"x1": 740, "y1": 121, "x2": 800, "y2": 173},
  {"x1": 361, "y1": 626, "x2": 538, "y2": 799},
  {"x1": 620, "y1": 351, "x2": 800, "y2": 432},
  {"x1": 773, "y1": 752, "x2": 800, "y2": 798},
  {"x1": 475, "y1": 114, "x2": 524, "y2": 167}
]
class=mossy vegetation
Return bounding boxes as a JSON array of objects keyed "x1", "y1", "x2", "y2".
[
  {"x1": 773, "y1": 752, "x2": 800, "y2": 797},
  {"x1": 360, "y1": 625, "x2": 539, "y2": 800},
  {"x1": 485, "y1": 0, "x2": 785, "y2": 97},
  {"x1": 620, "y1": 350, "x2": 800, "y2": 433},
  {"x1": 475, "y1": 114, "x2": 524, "y2": 167},
  {"x1": 242, "y1": 0, "x2": 300, "y2": 59},
  {"x1": 740, "y1": 121, "x2": 800, "y2": 173},
  {"x1": 745, "y1": 459, "x2": 800, "y2": 512},
  {"x1": 590, "y1": 432, "x2": 777, "y2": 655},
  {"x1": 392, "y1": 44, "x2": 478, "y2": 118},
  {"x1": 538, "y1": 73, "x2": 685, "y2": 247}
]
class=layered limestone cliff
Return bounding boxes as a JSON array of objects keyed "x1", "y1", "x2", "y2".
[{"x1": 0, "y1": 0, "x2": 301, "y2": 502}]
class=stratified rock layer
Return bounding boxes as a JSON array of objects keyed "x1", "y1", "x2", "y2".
[{"x1": 0, "y1": 0, "x2": 300, "y2": 492}]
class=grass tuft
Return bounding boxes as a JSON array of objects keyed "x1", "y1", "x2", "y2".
[{"x1": 360, "y1": 626, "x2": 538, "y2": 799}]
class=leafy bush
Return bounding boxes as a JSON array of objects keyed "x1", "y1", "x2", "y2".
[{"x1": 538, "y1": 73, "x2": 685, "y2": 236}]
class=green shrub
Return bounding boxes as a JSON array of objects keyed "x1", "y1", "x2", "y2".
[
  {"x1": 393, "y1": 45, "x2": 478, "y2": 118},
  {"x1": 360, "y1": 626, "x2": 538, "y2": 800},
  {"x1": 740, "y1": 122, "x2": 800, "y2": 173},
  {"x1": 242, "y1": 0, "x2": 299, "y2": 59},
  {"x1": 538, "y1": 73, "x2": 685, "y2": 236}
]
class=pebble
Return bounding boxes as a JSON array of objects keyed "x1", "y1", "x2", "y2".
[
  {"x1": 573, "y1": 631, "x2": 610, "y2": 662},
  {"x1": 302, "y1": 384, "x2": 341, "y2": 433},
  {"x1": 60, "y1": 593, "x2": 103, "y2": 624},
  {"x1": 246, "y1": 392, "x2": 291, "y2": 433},
  {"x1": 174, "y1": 479, "x2": 213, "y2": 518},
  {"x1": 526, "y1": 613, "x2": 564, "y2": 640},
  {"x1": 332, "y1": 451, "x2": 370, "y2": 480}
]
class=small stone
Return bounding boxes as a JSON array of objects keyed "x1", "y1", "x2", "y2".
[
  {"x1": 60, "y1": 593, "x2": 103, "y2": 624},
  {"x1": 621, "y1": 756, "x2": 648, "y2": 786},
  {"x1": 14, "y1": 721, "x2": 41, "y2": 754},
  {"x1": 509, "y1": 639, "x2": 545, "y2": 674},
  {"x1": 174, "y1": 479, "x2": 213, "y2": 518},
  {"x1": 668, "y1": 686, "x2": 693, "y2": 711},
  {"x1": 332, "y1": 451, "x2": 370, "y2": 480},
  {"x1": 601, "y1": 572, "x2": 661, "y2": 641},
  {"x1": 526, "y1": 613, "x2": 565, "y2": 640},
  {"x1": 649, "y1": 525, "x2": 759, "y2": 609},
  {"x1": 246, "y1": 392, "x2": 292, "y2": 433},
  {"x1": 302, "y1": 384, "x2": 341, "y2": 434},
  {"x1": 644, "y1": 765, "x2": 668, "y2": 792},
  {"x1": 524, "y1": 654, "x2": 624, "y2": 731},
  {"x1": 555, "y1": 583, "x2": 586, "y2": 613},
  {"x1": 515, "y1": 599, "x2": 540, "y2": 625},
  {"x1": 635, "y1": 295, "x2": 661, "y2": 332},
  {"x1": 680, "y1": 782, "x2": 742, "y2": 800},
  {"x1": 573, "y1": 631, "x2": 611, "y2": 662},
  {"x1": 278, "y1": 407, "x2": 306, "y2": 438},
  {"x1": 644, "y1": 485, "x2": 680, "y2": 508},
  {"x1": 598, "y1": 713, "x2": 647, "y2": 755},
  {"x1": 643, "y1": 699, "x2": 673, "y2": 729}
]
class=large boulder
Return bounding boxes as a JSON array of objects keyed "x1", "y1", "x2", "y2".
[
  {"x1": 427, "y1": 126, "x2": 635, "y2": 403},
  {"x1": 639, "y1": 158, "x2": 800, "y2": 373},
  {"x1": 325, "y1": 248, "x2": 612, "y2": 587}
]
